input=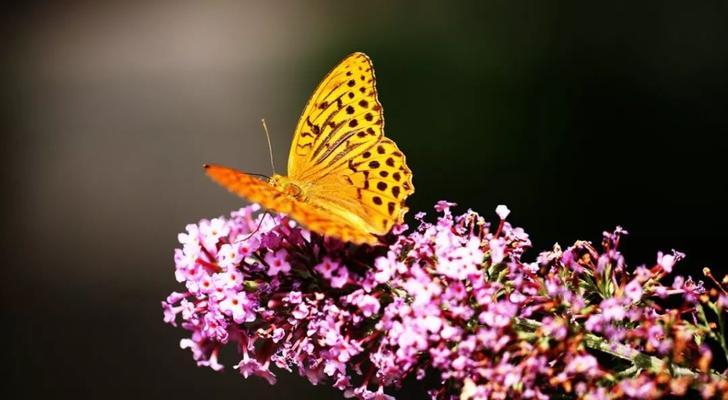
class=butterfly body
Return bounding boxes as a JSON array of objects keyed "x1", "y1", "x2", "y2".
[
  {"x1": 269, "y1": 174, "x2": 307, "y2": 201},
  {"x1": 205, "y1": 53, "x2": 413, "y2": 245}
]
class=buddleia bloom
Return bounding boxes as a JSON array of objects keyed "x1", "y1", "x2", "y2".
[{"x1": 162, "y1": 203, "x2": 728, "y2": 399}]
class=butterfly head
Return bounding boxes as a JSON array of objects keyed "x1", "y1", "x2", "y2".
[{"x1": 269, "y1": 174, "x2": 306, "y2": 201}]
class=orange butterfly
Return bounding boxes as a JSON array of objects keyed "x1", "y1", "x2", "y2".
[{"x1": 204, "y1": 53, "x2": 414, "y2": 245}]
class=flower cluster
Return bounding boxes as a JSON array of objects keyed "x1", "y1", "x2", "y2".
[{"x1": 162, "y1": 202, "x2": 728, "y2": 399}]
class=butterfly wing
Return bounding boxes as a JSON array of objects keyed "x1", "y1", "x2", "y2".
[
  {"x1": 288, "y1": 52, "x2": 414, "y2": 236},
  {"x1": 204, "y1": 164, "x2": 380, "y2": 244},
  {"x1": 288, "y1": 52, "x2": 381, "y2": 178}
]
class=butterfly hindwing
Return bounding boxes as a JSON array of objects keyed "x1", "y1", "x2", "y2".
[{"x1": 307, "y1": 137, "x2": 413, "y2": 235}]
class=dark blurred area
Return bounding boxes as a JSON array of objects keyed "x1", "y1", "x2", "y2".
[{"x1": 2, "y1": 1, "x2": 727, "y2": 398}]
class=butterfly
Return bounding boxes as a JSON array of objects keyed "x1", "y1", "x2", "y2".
[{"x1": 204, "y1": 52, "x2": 414, "y2": 245}]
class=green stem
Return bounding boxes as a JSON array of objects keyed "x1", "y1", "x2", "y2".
[
  {"x1": 714, "y1": 305, "x2": 728, "y2": 365},
  {"x1": 512, "y1": 317, "x2": 723, "y2": 380}
]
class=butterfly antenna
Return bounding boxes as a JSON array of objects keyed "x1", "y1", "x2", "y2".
[
  {"x1": 261, "y1": 118, "x2": 276, "y2": 175},
  {"x1": 235, "y1": 211, "x2": 270, "y2": 243}
]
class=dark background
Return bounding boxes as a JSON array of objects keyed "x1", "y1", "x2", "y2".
[{"x1": 2, "y1": 1, "x2": 727, "y2": 399}]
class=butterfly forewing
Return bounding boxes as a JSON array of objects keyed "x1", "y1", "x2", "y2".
[
  {"x1": 204, "y1": 165, "x2": 294, "y2": 214},
  {"x1": 287, "y1": 53, "x2": 414, "y2": 236},
  {"x1": 288, "y1": 53, "x2": 384, "y2": 181},
  {"x1": 204, "y1": 165, "x2": 379, "y2": 244}
]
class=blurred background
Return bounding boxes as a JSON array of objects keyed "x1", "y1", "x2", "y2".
[{"x1": 2, "y1": 1, "x2": 727, "y2": 398}]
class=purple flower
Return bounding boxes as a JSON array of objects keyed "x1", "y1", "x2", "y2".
[
  {"x1": 162, "y1": 204, "x2": 727, "y2": 400},
  {"x1": 219, "y1": 292, "x2": 255, "y2": 323},
  {"x1": 600, "y1": 298, "x2": 626, "y2": 322},
  {"x1": 235, "y1": 353, "x2": 277, "y2": 385},
  {"x1": 479, "y1": 301, "x2": 517, "y2": 328},
  {"x1": 237, "y1": 236, "x2": 260, "y2": 257},
  {"x1": 624, "y1": 279, "x2": 643, "y2": 302},
  {"x1": 489, "y1": 237, "x2": 506, "y2": 264},
  {"x1": 619, "y1": 375, "x2": 657, "y2": 399},
  {"x1": 200, "y1": 218, "x2": 230, "y2": 249},
  {"x1": 565, "y1": 354, "x2": 599, "y2": 376},
  {"x1": 315, "y1": 257, "x2": 339, "y2": 279},
  {"x1": 330, "y1": 266, "x2": 350, "y2": 289},
  {"x1": 434, "y1": 200, "x2": 456, "y2": 213},
  {"x1": 353, "y1": 293, "x2": 380, "y2": 317},
  {"x1": 542, "y1": 317, "x2": 567, "y2": 341},
  {"x1": 264, "y1": 249, "x2": 290, "y2": 276},
  {"x1": 217, "y1": 243, "x2": 242, "y2": 269},
  {"x1": 657, "y1": 251, "x2": 676, "y2": 273},
  {"x1": 718, "y1": 294, "x2": 728, "y2": 310}
]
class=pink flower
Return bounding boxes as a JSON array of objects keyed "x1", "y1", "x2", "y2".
[
  {"x1": 330, "y1": 266, "x2": 349, "y2": 288},
  {"x1": 542, "y1": 317, "x2": 567, "y2": 341},
  {"x1": 647, "y1": 324, "x2": 664, "y2": 349},
  {"x1": 619, "y1": 375, "x2": 657, "y2": 399},
  {"x1": 162, "y1": 301, "x2": 179, "y2": 326},
  {"x1": 565, "y1": 354, "x2": 599, "y2": 376},
  {"x1": 657, "y1": 251, "x2": 676, "y2": 273},
  {"x1": 179, "y1": 329, "x2": 226, "y2": 372},
  {"x1": 217, "y1": 243, "x2": 242, "y2": 269},
  {"x1": 718, "y1": 294, "x2": 728, "y2": 309},
  {"x1": 285, "y1": 291, "x2": 303, "y2": 304},
  {"x1": 177, "y1": 223, "x2": 200, "y2": 247},
  {"x1": 214, "y1": 268, "x2": 243, "y2": 290},
  {"x1": 291, "y1": 303, "x2": 310, "y2": 319},
  {"x1": 174, "y1": 244, "x2": 202, "y2": 283},
  {"x1": 219, "y1": 292, "x2": 255, "y2": 323},
  {"x1": 264, "y1": 249, "x2": 290, "y2": 276},
  {"x1": 235, "y1": 353, "x2": 276, "y2": 385},
  {"x1": 355, "y1": 294, "x2": 380, "y2": 317},
  {"x1": 272, "y1": 328, "x2": 286, "y2": 343},
  {"x1": 479, "y1": 301, "x2": 517, "y2": 328},
  {"x1": 237, "y1": 236, "x2": 260, "y2": 257},
  {"x1": 600, "y1": 298, "x2": 626, "y2": 322},
  {"x1": 495, "y1": 204, "x2": 511, "y2": 220},
  {"x1": 434, "y1": 200, "x2": 456, "y2": 213},
  {"x1": 200, "y1": 218, "x2": 230, "y2": 249},
  {"x1": 314, "y1": 257, "x2": 339, "y2": 279},
  {"x1": 163, "y1": 204, "x2": 725, "y2": 400},
  {"x1": 624, "y1": 279, "x2": 643, "y2": 302},
  {"x1": 489, "y1": 237, "x2": 506, "y2": 264},
  {"x1": 374, "y1": 253, "x2": 399, "y2": 283}
]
